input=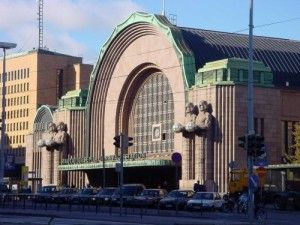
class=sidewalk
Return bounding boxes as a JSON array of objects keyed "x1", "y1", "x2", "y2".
[{"x1": 0, "y1": 208, "x2": 251, "y2": 225}]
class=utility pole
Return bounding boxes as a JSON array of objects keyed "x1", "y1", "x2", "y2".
[
  {"x1": 0, "y1": 42, "x2": 17, "y2": 183},
  {"x1": 247, "y1": 0, "x2": 255, "y2": 224}
]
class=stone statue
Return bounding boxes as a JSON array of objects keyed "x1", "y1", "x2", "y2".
[
  {"x1": 194, "y1": 100, "x2": 214, "y2": 184},
  {"x1": 195, "y1": 100, "x2": 212, "y2": 134},
  {"x1": 54, "y1": 122, "x2": 68, "y2": 147},
  {"x1": 37, "y1": 122, "x2": 58, "y2": 151},
  {"x1": 37, "y1": 122, "x2": 68, "y2": 151},
  {"x1": 173, "y1": 102, "x2": 198, "y2": 133}
]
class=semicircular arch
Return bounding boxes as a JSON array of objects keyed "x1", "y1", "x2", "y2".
[{"x1": 87, "y1": 14, "x2": 192, "y2": 157}]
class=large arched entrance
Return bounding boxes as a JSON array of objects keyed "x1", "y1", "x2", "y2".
[{"x1": 86, "y1": 13, "x2": 195, "y2": 189}]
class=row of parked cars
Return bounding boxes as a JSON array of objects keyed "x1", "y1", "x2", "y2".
[{"x1": 33, "y1": 184, "x2": 225, "y2": 211}]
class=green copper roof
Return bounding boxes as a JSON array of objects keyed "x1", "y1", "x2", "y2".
[
  {"x1": 59, "y1": 89, "x2": 88, "y2": 110},
  {"x1": 89, "y1": 12, "x2": 196, "y2": 89},
  {"x1": 195, "y1": 58, "x2": 274, "y2": 87}
]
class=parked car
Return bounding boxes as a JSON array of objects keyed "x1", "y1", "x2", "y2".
[
  {"x1": 0, "y1": 184, "x2": 11, "y2": 194},
  {"x1": 71, "y1": 188, "x2": 98, "y2": 204},
  {"x1": 34, "y1": 185, "x2": 59, "y2": 203},
  {"x1": 159, "y1": 190, "x2": 194, "y2": 210},
  {"x1": 111, "y1": 184, "x2": 145, "y2": 206},
  {"x1": 186, "y1": 192, "x2": 224, "y2": 211},
  {"x1": 91, "y1": 187, "x2": 116, "y2": 205},
  {"x1": 0, "y1": 184, "x2": 11, "y2": 202},
  {"x1": 52, "y1": 188, "x2": 78, "y2": 203},
  {"x1": 134, "y1": 189, "x2": 167, "y2": 207}
]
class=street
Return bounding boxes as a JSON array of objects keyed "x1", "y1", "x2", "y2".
[{"x1": 0, "y1": 204, "x2": 299, "y2": 225}]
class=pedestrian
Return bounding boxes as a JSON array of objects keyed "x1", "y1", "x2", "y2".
[
  {"x1": 193, "y1": 180, "x2": 201, "y2": 192},
  {"x1": 162, "y1": 181, "x2": 169, "y2": 191}
]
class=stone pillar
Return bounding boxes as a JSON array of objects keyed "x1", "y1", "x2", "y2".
[
  {"x1": 41, "y1": 149, "x2": 51, "y2": 185},
  {"x1": 53, "y1": 151, "x2": 60, "y2": 186}
]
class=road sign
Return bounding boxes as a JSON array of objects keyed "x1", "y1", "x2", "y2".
[
  {"x1": 115, "y1": 163, "x2": 121, "y2": 173},
  {"x1": 254, "y1": 145, "x2": 268, "y2": 167},
  {"x1": 171, "y1": 152, "x2": 182, "y2": 164},
  {"x1": 249, "y1": 174, "x2": 259, "y2": 189},
  {"x1": 256, "y1": 167, "x2": 267, "y2": 178}
]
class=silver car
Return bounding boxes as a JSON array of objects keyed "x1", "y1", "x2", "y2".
[{"x1": 187, "y1": 192, "x2": 224, "y2": 211}]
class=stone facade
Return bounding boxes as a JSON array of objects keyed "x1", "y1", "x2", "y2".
[{"x1": 26, "y1": 12, "x2": 300, "y2": 192}]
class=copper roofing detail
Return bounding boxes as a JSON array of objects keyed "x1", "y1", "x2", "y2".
[{"x1": 180, "y1": 27, "x2": 300, "y2": 88}]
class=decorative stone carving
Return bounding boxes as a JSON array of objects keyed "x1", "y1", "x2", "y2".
[
  {"x1": 194, "y1": 100, "x2": 214, "y2": 184},
  {"x1": 38, "y1": 122, "x2": 67, "y2": 151},
  {"x1": 176, "y1": 100, "x2": 215, "y2": 189},
  {"x1": 38, "y1": 122, "x2": 68, "y2": 186},
  {"x1": 173, "y1": 102, "x2": 198, "y2": 133},
  {"x1": 195, "y1": 100, "x2": 212, "y2": 132}
]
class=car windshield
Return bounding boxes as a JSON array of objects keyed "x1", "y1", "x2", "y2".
[
  {"x1": 61, "y1": 189, "x2": 77, "y2": 194},
  {"x1": 39, "y1": 186, "x2": 56, "y2": 193},
  {"x1": 140, "y1": 190, "x2": 159, "y2": 197},
  {"x1": 167, "y1": 191, "x2": 187, "y2": 198},
  {"x1": 0, "y1": 184, "x2": 9, "y2": 192},
  {"x1": 80, "y1": 189, "x2": 94, "y2": 195},
  {"x1": 194, "y1": 193, "x2": 214, "y2": 200},
  {"x1": 115, "y1": 186, "x2": 143, "y2": 196},
  {"x1": 99, "y1": 188, "x2": 116, "y2": 195}
]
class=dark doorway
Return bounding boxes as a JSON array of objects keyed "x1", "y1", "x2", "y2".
[{"x1": 86, "y1": 165, "x2": 181, "y2": 191}]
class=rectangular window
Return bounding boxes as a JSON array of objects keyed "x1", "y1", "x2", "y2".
[{"x1": 56, "y1": 69, "x2": 64, "y2": 104}]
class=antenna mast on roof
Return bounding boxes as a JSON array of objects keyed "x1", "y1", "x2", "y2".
[
  {"x1": 161, "y1": 0, "x2": 165, "y2": 16},
  {"x1": 38, "y1": 0, "x2": 44, "y2": 49}
]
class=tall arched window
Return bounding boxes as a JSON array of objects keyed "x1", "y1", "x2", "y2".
[{"x1": 129, "y1": 72, "x2": 174, "y2": 154}]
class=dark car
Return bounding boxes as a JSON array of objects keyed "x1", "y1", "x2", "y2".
[
  {"x1": 134, "y1": 189, "x2": 167, "y2": 207},
  {"x1": 34, "y1": 185, "x2": 59, "y2": 203},
  {"x1": 0, "y1": 184, "x2": 11, "y2": 193},
  {"x1": 159, "y1": 190, "x2": 194, "y2": 210},
  {"x1": 51, "y1": 188, "x2": 78, "y2": 203},
  {"x1": 0, "y1": 184, "x2": 11, "y2": 202},
  {"x1": 111, "y1": 184, "x2": 145, "y2": 206},
  {"x1": 71, "y1": 188, "x2": 98, "y2": 204},
  {"x1": 91, "y1": 187, "x2": 116, "y2": 205}
]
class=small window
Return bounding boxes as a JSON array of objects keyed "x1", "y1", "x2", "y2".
[{"x1": 162, "y1": 133, "x2": 166, "y2": 141}]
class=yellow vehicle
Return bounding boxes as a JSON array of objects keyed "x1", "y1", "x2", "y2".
[{"x1": 228, "y1": 168, "x2": 248, "y2": 195}]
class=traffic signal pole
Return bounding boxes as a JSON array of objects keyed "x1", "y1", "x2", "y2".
[
  {"x1": 120, "y1": 133, "x2": 124, "y2": 216},
  {"x1": 247, "y1": 0, "x2": 255, "y2": 224}
]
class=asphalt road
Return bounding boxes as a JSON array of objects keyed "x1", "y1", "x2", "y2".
[{"x1": 0, "y1": 202, "x2": 299, "y2": 225}]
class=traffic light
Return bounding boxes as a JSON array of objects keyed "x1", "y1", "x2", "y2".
[
  {"x1": 247, "y1": 134, "x2": 256, "y2": 156},
  {"x1": 128, "y1": 136, "x2": 133, "y2": 147},
  {"x1": 121, "y1": 135, "x2": 134, "y2": 148},
  {"x1": 254, "y1": 135, "x2": 265, "y2": 158},
  {"x1": 238, "y1": 135, "x2": 247, "y2": 149},
  {"x1": 113, "y1": 135, "x2": 121, "y2": 148}
]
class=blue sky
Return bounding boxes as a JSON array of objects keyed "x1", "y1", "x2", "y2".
[{"x1": 0, "y1": 0, "x2": 299, "y2": 64}]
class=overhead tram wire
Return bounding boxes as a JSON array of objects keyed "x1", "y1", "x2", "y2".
[
  {"x1": 2, "y1": 27, "x2": 300, "y2": 107},
  {"x1": 234, "y1": 17, "x2": 300, "y2": 33}
]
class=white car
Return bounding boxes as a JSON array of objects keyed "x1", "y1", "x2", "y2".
[{"x1": 186, "y1": 192, "x2": 224, "y2": 211}]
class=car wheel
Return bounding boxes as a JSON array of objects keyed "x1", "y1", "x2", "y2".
[{"x1": 274, "y1": 196, "x2": 287, "y2": 211}]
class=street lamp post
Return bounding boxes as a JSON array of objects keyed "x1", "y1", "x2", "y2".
[
  {"x1": 247, "y1": 1, "x2": 255, "y2": 224},
  {"x1": 0, "y1": 42, "x2": 17, "y2": 183}
]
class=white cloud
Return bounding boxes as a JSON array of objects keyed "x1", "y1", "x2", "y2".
[{"x1": 0, "y1": 0, "x2": 144, "y2": 63}]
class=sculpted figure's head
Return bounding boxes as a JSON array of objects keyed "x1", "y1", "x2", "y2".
[
  {"x1": 57, "y1": 122, "x2": 67, "y2": 132},
  {"x1": 185, "y1": 102, "x2": 194, "y2": 114},
  {"x1": 199, "y1": 100, "x2": 208, "y2": 112},
  {"x1": 48, "y1": 122, "x2": 57, "y2": 132}
]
